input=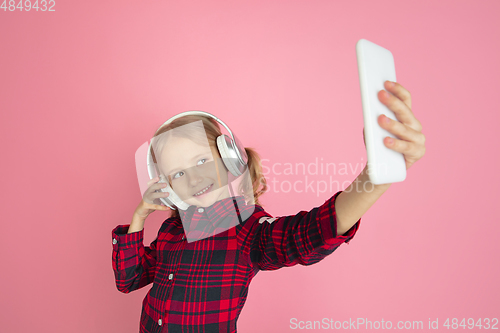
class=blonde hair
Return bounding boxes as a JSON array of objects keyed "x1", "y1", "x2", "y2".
[{"x1": 149, "y1": 114, "x2": 268, "y2": 218}]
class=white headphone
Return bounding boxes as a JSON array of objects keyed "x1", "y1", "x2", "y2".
[{"x1": 146, "y1": 111, "x2": 248, "y2": 210}]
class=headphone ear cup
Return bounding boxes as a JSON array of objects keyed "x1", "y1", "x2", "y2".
[
  {"x1": 158, "y1": 178, "x2": 190, "y2": 211},
  {"x1": 217, "y1": 135, "x2": 245, "y2": 177}
]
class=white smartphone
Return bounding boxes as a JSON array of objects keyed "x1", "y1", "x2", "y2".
[{"x1": 356, "y1": 39, "x2": 406, "y2": 185}]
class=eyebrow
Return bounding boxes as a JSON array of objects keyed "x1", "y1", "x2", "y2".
[{"x1": 165, "y1": 153, "x2": 210, "y2": 175}]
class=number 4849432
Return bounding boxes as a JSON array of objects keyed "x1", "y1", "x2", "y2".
[
  {"x1": 1, "y1": 0, "x2": 56, "y2": 11},
  {"x1": 443, "y1": 317, "x2": 498, "y2": 330}
]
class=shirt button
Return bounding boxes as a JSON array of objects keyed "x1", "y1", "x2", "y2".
[
  {"x1": 158, "y1": 318, "x2": 162, "y2": 326},
  {"x1": 197, "y1": 207, "x2": 204, "y2": 213},
  {"x1": 112, "y1": 238, "x2": 117, "y2": 245},
  {"x1": 168, "y1": 273, "x2": 173, "y2": 280},
  {"x1": 182, "y1": 235, "x2": 185, "y2": 240}
]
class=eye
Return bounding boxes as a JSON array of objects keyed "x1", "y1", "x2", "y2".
[
  {"x1": 172, "y1": 158, "x2": 208, "y2": 179},
  {"x1": 173, "y1": 171, "x2": 184, "y2": 179}
]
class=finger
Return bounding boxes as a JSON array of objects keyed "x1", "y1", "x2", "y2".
[
  {"x1": 385, "y1": 81, "x2": 411, "y2": 110},
  {"x1": 153, "y1": 204, "x2": 170, "y2": 211},
  {"x1": 150, "y1": 182, "x2": 168, "y2": 192},
  {"x1": 143, "y1": 199, "x2": 170, "y2": 211},
  {"x1": 384, "y1": 136, "x2": 423, "y2": 159},
  {"x1": 147, "y1": 176, "x2": 159, "y2": 186},
  {"x1": 378, "y1": 89, "x2": 420, "y2": 132},
  {"x1": 378, "y1": 115, "x2": 425, "y2": 145},
  {"x1": 151, "y1": 191, "x2": 170, "y2": 199}
]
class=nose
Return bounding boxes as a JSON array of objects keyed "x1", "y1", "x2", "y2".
[{"x1": 185, "y1": 168, "x2": 203, "y2": 187}]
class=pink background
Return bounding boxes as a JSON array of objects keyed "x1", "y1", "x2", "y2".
[{"x1": 1, "y1": 1, "x2": 499, "y2": 332}]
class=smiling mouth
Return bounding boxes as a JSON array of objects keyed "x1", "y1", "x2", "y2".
[{"x1": 193, "y1": 184, "x2": 213, "y2": 197}]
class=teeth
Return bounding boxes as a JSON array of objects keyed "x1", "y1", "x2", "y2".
[{"x1": 194, "y1": 184, "x2": 211, "y2": 196}]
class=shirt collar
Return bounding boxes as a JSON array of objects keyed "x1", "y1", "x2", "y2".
[{"x1": 179, "y1": 196, "x2": 251, "y2": 234}]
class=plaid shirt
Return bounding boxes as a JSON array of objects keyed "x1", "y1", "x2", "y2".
[{"x1": 111, "y1": 191, "x2": 361, "y2": 333}]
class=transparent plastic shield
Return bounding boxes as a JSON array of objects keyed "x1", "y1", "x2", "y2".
[{"x1": 135, "y1": 120, "x2": 255, "y2": 242}]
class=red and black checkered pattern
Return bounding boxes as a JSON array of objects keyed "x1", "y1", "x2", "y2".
[{"x1": 111, "y1": 191, "x2": 360, "y2": 333}]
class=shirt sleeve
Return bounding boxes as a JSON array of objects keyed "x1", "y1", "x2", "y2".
[
  {"x1": 111, "y1": 225, "x2": 158, "y2": 293},
  {"x1": 249, "y1": 190, "x2": 361, "y2": 271}
]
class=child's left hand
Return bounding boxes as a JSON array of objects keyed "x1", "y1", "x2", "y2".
[{"x1": 363, "y1": 81, "x2": 426, "y2": 170}]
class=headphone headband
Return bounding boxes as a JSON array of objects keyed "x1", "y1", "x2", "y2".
[{"x1": 155, "y1": 110, "x2": 246, "y2": 166}]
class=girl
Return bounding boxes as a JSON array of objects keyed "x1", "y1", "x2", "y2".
[{"x1": 111, "y1": 81, "x2": 426, "y2": 333}]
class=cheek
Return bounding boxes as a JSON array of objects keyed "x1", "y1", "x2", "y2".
[
  {"x1": 216, "y1": 170, "x2": 229, "y2": 184},
  {"x1": 171, "y1": 180, "x2": 187, "y2": 193}
]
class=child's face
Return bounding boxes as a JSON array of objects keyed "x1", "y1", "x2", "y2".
[{"x1": 159, "y1": 136, "x2": 230, "y2": 208}]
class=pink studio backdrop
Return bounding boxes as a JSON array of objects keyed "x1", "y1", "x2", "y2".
[{"x1": 1, "y1": 1, "x2": 499, "y2": 332}]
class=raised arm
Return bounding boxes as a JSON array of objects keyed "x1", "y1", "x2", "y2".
[
  {"x1": 111, "y1": 224, "x2": 158, "y2": 293},
  {"x1": 247, "y1": 191, "x2": 361, "y2": 271}
]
